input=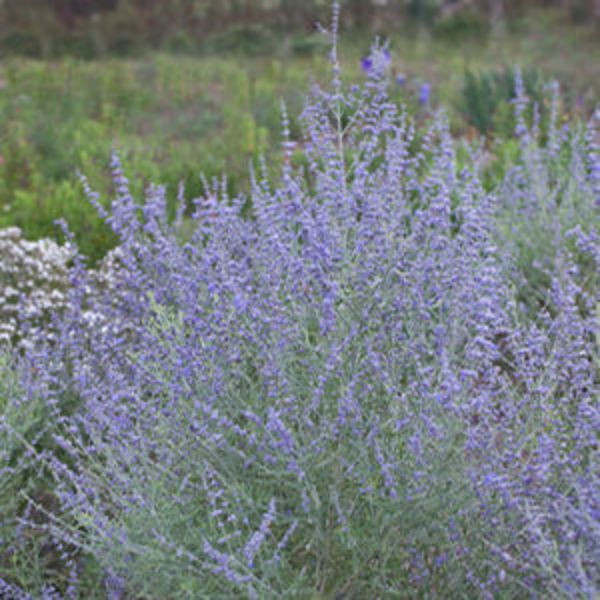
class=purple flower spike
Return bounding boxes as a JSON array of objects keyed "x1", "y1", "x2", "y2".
[
  {"x1": 418, "y1": 81, "x2": 431, "y2": 106},
  {"x1": 396, "y1": 73, "x2": 406, "y2": 86},
  {"x1": 360, "y1": 57, "x2": 373, "y2": 73}
]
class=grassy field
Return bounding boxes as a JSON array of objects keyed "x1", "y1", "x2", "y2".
[
  {"x1": 0, "y1": 8, "x2": 598, "y2": 260},
  {"x1": 0, "y1": 55, "x2": 320, "y2": 260}
]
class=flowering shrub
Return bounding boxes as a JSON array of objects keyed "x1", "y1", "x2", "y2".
[
  {"x1": 0, "y1": 351, "x2": 64, "y2": 599},
  {"x1": 0, "y1": 227, "x2": 71, "y2": 348},
  {"x1": 2, "y1": 24, "x2": 599, "y2": 600},
  {"x1": 0, "y1": 225, "x2": 130, "y2": 352}
]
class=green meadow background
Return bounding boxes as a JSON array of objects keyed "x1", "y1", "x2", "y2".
[{"x1": 0, "y1": 0, "x2": 598, "y2": 261}]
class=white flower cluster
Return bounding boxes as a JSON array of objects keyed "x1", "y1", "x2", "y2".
[
  {"x1": 0, "y1": 227, "x2": 124, "y2": 350},
  {"x1": 0, "y1": 227, "x2": 72, "y2": 348},
  {"x1": 80, "y1": 244, "x2": 132, "y2": 340}
]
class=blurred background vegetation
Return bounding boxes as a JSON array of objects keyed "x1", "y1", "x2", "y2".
[
  {"x1": 1, "y1": 0, "x2": 599, "y2": 58},
  {"x1": 0, "y1": 0, "x2": 598, "y2": 261}
]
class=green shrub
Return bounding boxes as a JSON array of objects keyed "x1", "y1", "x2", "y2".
[
  {"x1": 2, "y1": 180, "x2": 118, "y2": 264},
  {"x1": 0, "y1": 31, "x2": 43, "y2": 58},
  {"x1": 460, "y1": 65, "x2": 547, "y2": 136},
  {"x1": 434, "y1": 9, "x2": 490, "y2": 40},
  {"x1": 406, "y1": 0, "x2": 442, "y2": 25},
  {"x1": 290, "y1": 33, "x2": 330, "y2": 56},
  {"x1": 204, "y1": 24, "x2": 277, "y2": 56}
]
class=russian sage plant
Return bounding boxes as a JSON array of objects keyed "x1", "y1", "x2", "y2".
[{"x1": 3, "y1": 20, "x2": 599, "y2": 600}]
